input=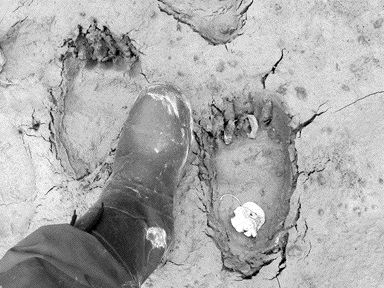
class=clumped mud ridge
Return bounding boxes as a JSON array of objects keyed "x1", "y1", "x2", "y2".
[{"x1": 158, "y1": 0, "x2": 253, "y2": 45}]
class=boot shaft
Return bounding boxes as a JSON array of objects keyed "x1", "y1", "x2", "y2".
[{"x1": 75, "y1": 84, "x2": 193, "y2": 286}]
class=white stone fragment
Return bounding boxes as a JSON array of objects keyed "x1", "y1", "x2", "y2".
[
  {"x1": 246, "y1": 115, "x2": 259, "y2": 139},
  {"x1": 230, "y1": 201, "x2": 265, "y2": 238}
]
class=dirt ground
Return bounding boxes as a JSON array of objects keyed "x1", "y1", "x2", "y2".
[{"x1": 1, "y1": 0, "x2": 384, "y2": 287}]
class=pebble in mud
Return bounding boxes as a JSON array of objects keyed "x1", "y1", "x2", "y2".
[
  {"x1": 230, "y1": 202, "x2": 265, "y2": 238},
  {"x1": 216, "y1": 60, "x2": 226, "y2": 72},
  {"x1": 373, "y1": 18, "x2": 384, "y2": 29},
  {"x1": 295, "y1": 86, "x2": 308, "y2": 101}
]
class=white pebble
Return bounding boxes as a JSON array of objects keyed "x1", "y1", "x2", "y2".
[
  {"x1": 247, "y1": 115, "x2": 258, "y2": 139},
  {"x1": 230, "y1": 201, "x2": 265, "y2": 238}
]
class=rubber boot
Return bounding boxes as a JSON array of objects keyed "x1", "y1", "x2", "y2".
[{"x1": 74, "y1": 84, "x2": 192, "y2": 287}]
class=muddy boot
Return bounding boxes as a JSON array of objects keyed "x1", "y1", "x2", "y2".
[
  {"x1": 74, "y1": 84, "x2": 192, "y2": 286},
  {"x1": 201, "y1": 92, "x2": 296, "y2": 277}
]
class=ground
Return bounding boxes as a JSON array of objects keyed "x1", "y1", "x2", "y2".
[{"x1": 1, "y1": 0, "x2": 384, "y2": 287}]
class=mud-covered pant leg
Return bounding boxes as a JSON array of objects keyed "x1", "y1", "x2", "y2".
[{"x1": 0, "y1": 224, "x2": 135, "y2": 288}]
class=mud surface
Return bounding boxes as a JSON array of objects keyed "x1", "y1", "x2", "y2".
[{"x1": 1, "y1": 0, "x2": 384, "y2": 287}]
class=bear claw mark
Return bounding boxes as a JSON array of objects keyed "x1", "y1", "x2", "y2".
[
  {"x1": 261, "y1": 99, "x2": 273, "y2": 126},
  {"x1": 62, "y1": 20, "x2": 140, "y2": 71}
]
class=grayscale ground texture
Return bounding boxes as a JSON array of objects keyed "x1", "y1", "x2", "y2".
[{"x1": 1, "y1": 0, "x2": 384, "y2": 287}]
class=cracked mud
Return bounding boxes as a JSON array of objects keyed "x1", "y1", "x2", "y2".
[{"x1": 1, "y1": 1, "x2": 384, "y2": 287}]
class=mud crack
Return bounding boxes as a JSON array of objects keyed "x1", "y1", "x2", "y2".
[
  {"x1": 292, "y1": 103, "x2": 329, "y2": 137},
  {"x1": 261, "y1": 49, "x2": 285, "y2": 89},
  {"x1": 13, "y1": 0, "x2": 34, "y2": 13},
  {"x1": 335, "y1": 90, "x2": 384, "y2": 112},
  {"x1": 301, "y1": 158, "x2": 331, "y2": 184}
]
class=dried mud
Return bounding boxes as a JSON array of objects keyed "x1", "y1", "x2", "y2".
[{"x1": 1, "y1": 0, "x2": 384, "y2": 287}]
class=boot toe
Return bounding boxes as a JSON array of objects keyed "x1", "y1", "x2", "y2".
[{"x1": 113, "y1": 83, "x2": 193, "y2": 195}]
